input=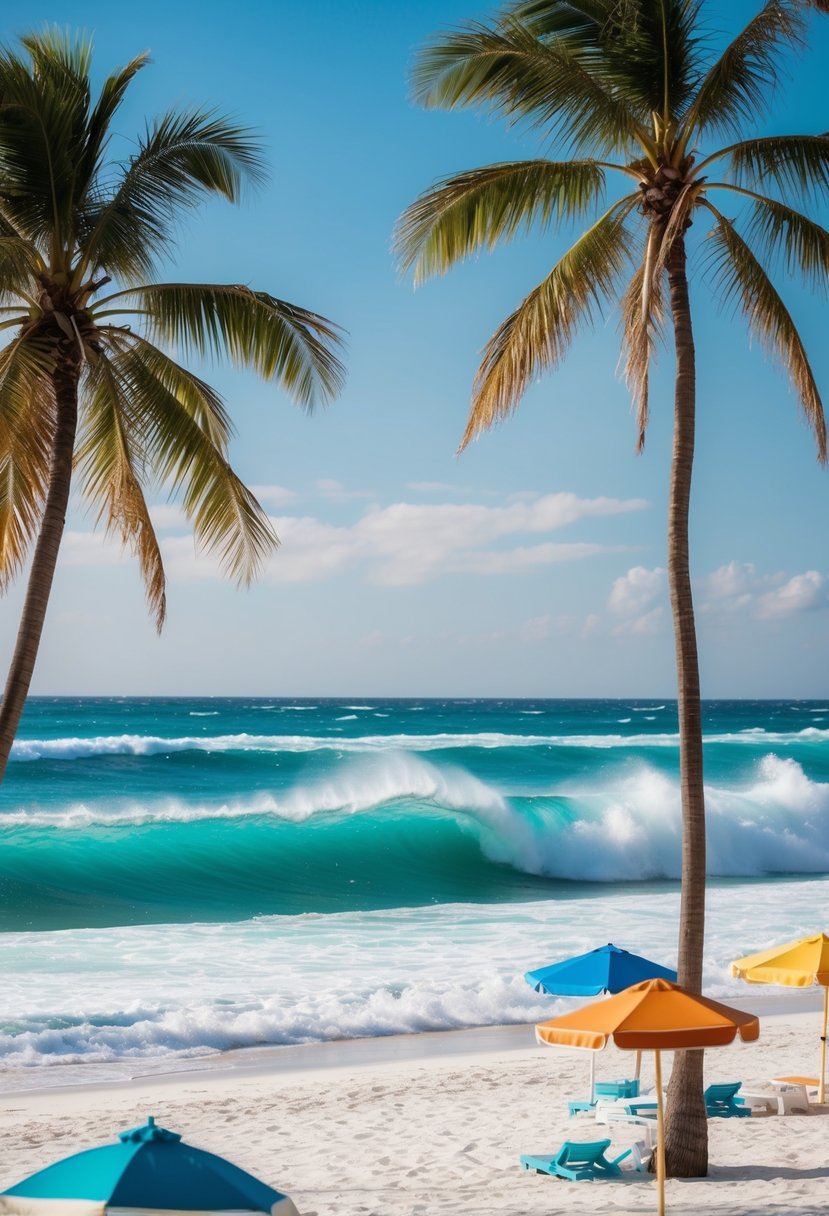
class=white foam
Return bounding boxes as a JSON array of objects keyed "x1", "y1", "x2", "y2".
[
  {"x1": 0, "y1": 754, "x2": 506, "y2": 829},
  {"x1": 11, "y1": 725, "x2": 829, "y2": 762},
  {"x1": 0, "y1": 878, "x2": 825, "y2": 1071},
  {"x1": 486, "y1": 755, "x2": 829, "y2": 882}
]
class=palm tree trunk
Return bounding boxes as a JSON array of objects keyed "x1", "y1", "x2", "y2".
[
  {"x1": 0, "y1": 360, "x2": 79, "y2": 783},
  {"x1": 662, "y1": 234, "x2": 709, "y2": 1178}
]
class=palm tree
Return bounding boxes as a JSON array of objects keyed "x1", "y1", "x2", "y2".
[
  {"x1": 396, "y1": 0, "x2": 827, "y2": 1176},
  {"x1": 0, "y1": 31, "x2": 345, "y2": 781}
]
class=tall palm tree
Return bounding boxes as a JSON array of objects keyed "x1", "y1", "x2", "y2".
[
  {"x1": 396, "y1": 0, "x2": 827, "y2": 1176},
  {"x1": 0, "y1": 31, "x2": 345, "y2": 780}
]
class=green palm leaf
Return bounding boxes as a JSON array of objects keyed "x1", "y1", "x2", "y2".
[
  {"x1": 98, "y1": 331, "x2": 278, "y2": 583},
  {"x1": 76, "y1": 51, "x2": 150, "y2": 207},
  {"x1": 620, "y1": 241, "x2": 667, "y2": 452},
  {"x1": 513, "y1": 0, "x2": 703, "y2": 122},
  {"x1": 708, "y1": 185, "x2": 829, "y2": 290},
  {"x1": 98, "y1": 283, "x2": 346, "y2": 409},
  {"x1": 102, "y1": 327, "x2": 233, "y2": 450},
  {"x1": 395, "y1": 158, "x2": 607, "y2": 283},
  {"x1": 703, "y1": 200, "x2": 826, "y2": 462},
  {"x1": 461, "y1": 195, "x2": 638, "y2": 449},
  {"x1": 0, "y1": 34, "x2": 93, "y2": 251},
  {"x1": 78, "y1": 355, "x2": 166, "y2": 628},
  {"x1": 698, "y1": 134, "x2": 829, "y2": 202},
  {"x1": 0, "y1": 235, "x2": 41, "y2": 302},
  {"x1": 680, "y1": 1, "x2": 804, "y2": 143},
  {"x1": 412, "y1": 18, "x2": 650, "y2": 156},
  {"x1": 80, "y1": 110, "x2": 266, "y2": 281},
  {"x1": 0, "y1": 337, "x2": 53, "y2": 587}
]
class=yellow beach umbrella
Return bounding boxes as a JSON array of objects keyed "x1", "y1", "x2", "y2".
[
  {"x1": 731, "y1": 932, "x2": 829, "y2": 1103},
  {"x1": 535, "y1": 978, "x2": 759, "y2": 1216}
]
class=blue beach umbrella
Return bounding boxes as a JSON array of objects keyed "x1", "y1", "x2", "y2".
[
  {"x1": 0, "y1": 1116, "x2": 298, "y2": 1216},
  {"x1": 525, "y1": 943, "x2": 677, "y2": 1098}
]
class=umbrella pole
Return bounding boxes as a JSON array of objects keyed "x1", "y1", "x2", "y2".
[
  {"x1": 590, "y1": 1050, "x2": 596, "y2": 1104},
  {"x1": 635, "y1": 1049, "x2": 642, "y2": 1083},
  {"x1": 820, "y1": 986, "x2": 828, "y2": 1105},
  {"x1": 654, "y1": 1049, "x2": 665, "y2": 1216}
]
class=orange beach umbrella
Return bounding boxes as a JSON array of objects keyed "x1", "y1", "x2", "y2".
[
  {"x1": 535, "y1": 978, "x2": 759, "y2": 1216},
  {"x1": 731, "y1": 932, "x2": 829, "y2": 1103}
]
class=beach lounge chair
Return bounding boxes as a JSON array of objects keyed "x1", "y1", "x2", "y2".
[
  {"x1": 595, "y1": 1079, "x2": 640, "y2": 1100},
  {"x1": 769, "y1": 1076, "x2": 818, "y2": 1115},
  {"x1": 595, "y1": 1108, "x2": 658, "y2": 1147},
  {"x1": 704, "y1": 1082, "x2": 752, "y2": 1118},
  {"x1": 567, "y1": 1078, "x2": 640, "y2": 1116},
  {"x1": 520, "y1": 1138, "x2": 631, "y2": 1181},
  {"x1": 620, "y1": 1140, "x2": 653, "y2": 1173},
  {"x1": 614, "y1": 1099, "x2": 659, "y2": 1117}
]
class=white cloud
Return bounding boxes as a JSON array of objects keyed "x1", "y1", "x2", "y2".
[
  {"x1": 605, "y1": 566, "x2": 666, "y2": 637},
  {"x1": 700, "y1": 560, "x2": 758, "y2": 602},
  {"x1": 249, "y1": 484, "x2": 297, "y2": 507},
  {"x1": 149, "y1": 504, "x2": 189, "y2": 531},
  {"x1": 755, "y1": 571, "x2": 826, "y2": 620},
  {"x1": 520, "y1": 615, "x2": 555, "y2": 643},
  {"x1": 608, "y1": 566, "x2": 664, "y2": 617},
  {"x1": 698, "y1": 562, "x2": 827, "y2": 620},
  {"x1": 406, "y1": 481, "x2": 465, "y2": 494},
  {"x1": 151, "y1": 490, "x2": 647, "y2": 587},
  {"x1": 314, "y1": 478, "x2": 373, "y2": 502},
  {"x1": 62, "y1": 531, "x2": 127, "y2": 567},
  {"x1": 519, "y1": 612, "x2": 603, "y2": 642},
  {"x1": 612, "y1": 606, "x2": 664, "y2": 636}
]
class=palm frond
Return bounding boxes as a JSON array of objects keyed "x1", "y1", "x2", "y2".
[
  {"x1": 0, "y1": 235, "x2": 42, "y2": 301},
  {"x1": 697, "y1": 134, "x2": 829, "y2": 202},
  {"x1": 412, "y1": 18, "x2": 651, "y2": 157},
  {"x1": 679, "y1": 1, "x2": 804, "y2": 144},
  {"x1": 101, "y1": 326, "x2": 233, "y2": 449},
  {"x1": 0, "y1": 336, "x2": 54, "y2": 587},
  {"x1": 460, "y1": 194, "x2": 639, "y2": 449},
  {"x1": 708, "y1": 184, "x2": 829, "y2": 291},
  {"x1": 619, "y1": 235, "x2": 667, "y2": 451},
  {"x1": 0, "y1": 33, "x2": 94, "y2": 250},
  {"x1": 96, "y1": 332, "x2": 278, "y2": 584},
  {"x1": 79, "y1": 109, "x2": 266, "y2": 281},
  {"x1": 99, "y1": 283, "x2": 346, "y2": 409},
  {"x1": 702, "y1": 199, "x2": 826, "y2": 462},
  {"x1": 77, "y1": 51, "x2": 151, "y2": 205},
  {"x1": 77, "y1": 355, "x2": 166, "y2": 627},
  {"x1": 395, "y1": 158, "x2": 607, "y2": 283}
]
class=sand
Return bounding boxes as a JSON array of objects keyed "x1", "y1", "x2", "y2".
[{"x1": 0, "y1": 1010, "x2": 826, "y2": 1216}]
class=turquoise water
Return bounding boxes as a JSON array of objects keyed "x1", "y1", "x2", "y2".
[{"x1": 0, "y1": 697, "x2": 826, "y2": 1075}]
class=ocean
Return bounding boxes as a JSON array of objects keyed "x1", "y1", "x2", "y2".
[{"x1": 0, "y1": 697, "x2": 827, "y2": 1083}]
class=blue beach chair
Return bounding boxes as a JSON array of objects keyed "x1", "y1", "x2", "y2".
[
  {"x1": 704, "y1": 1082, "x2": 752, "y2": 1118},
  {"x1": 520, "y1": 1138, "x2": 632, "y2": 1180},
  {"x1": 568, "y1": 1078, "x2": 640, "y2": 1116},
  {"x1": 595, "y1": 1079, "x2": 640, "y2": 1100}
]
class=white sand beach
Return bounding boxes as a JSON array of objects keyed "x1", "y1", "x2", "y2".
[{"x1": 0, "y1": 1009, "x2": 826, "y2": 1216}]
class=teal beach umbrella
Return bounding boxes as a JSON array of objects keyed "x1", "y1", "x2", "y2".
[{"x1": 0, "y1": 1117, "x2": 298, "y2": 1216}]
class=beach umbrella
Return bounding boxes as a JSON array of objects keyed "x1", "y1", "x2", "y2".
[
  {"x1": 731, "y1": 931, "x2": 829, "y2": 1103},
  {"x1": 524, "y1": 943, "x2": 677, "y2": 1094},
  {"x1": 0, "y1": 1116, "x2": 298, "y2": 1216},
  {"x1": 535, "y1": 978, "x2": 759, "y2": 1216}
]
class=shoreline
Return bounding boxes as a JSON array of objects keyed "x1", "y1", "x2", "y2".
[{"x1": 0, "y1": 990, "x2": 822, "y2": 1100}]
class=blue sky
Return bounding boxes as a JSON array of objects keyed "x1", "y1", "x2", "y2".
[{"x1": 1, "y1": 1, "x2": 828, "y2": 697}]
